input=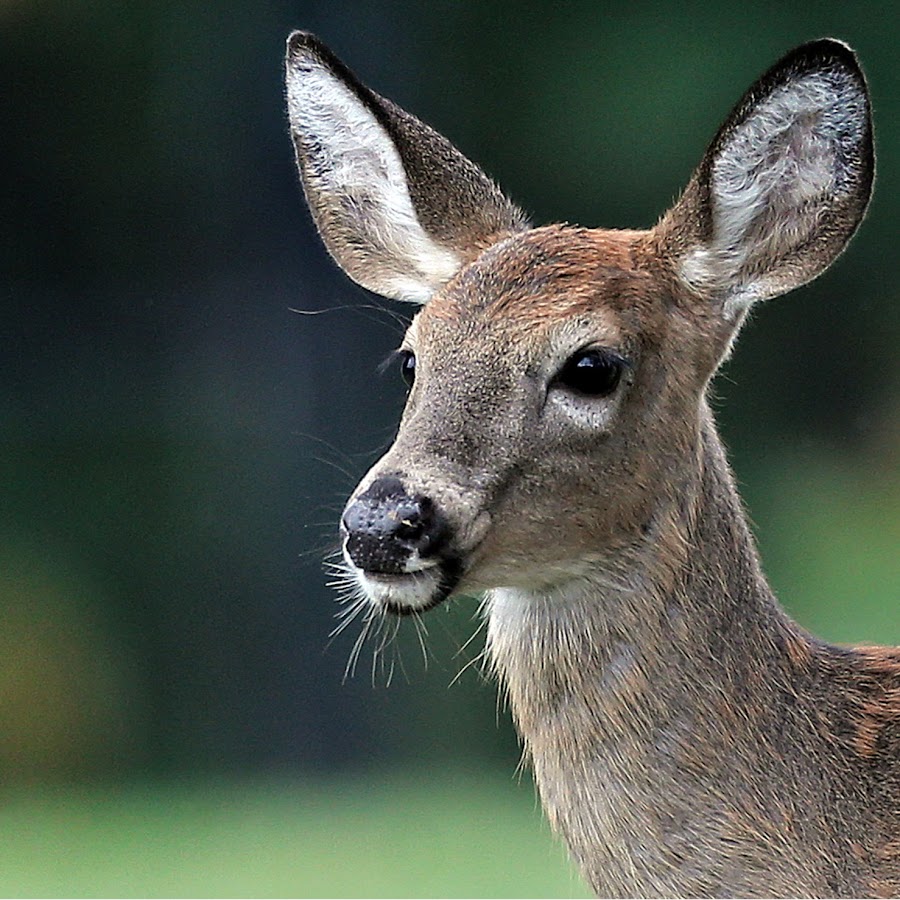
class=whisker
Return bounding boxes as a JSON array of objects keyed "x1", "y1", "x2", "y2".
[
  {"x1": 289, "y1": 428, "x2": 362, "y2": 469},
  {"x1": 328, "y1": 599, "x2": 368, "y2": 639},
  {"x1": 354, "y1": 301, "x2": 412, "y2": 335},
  {"x1": 410, "y1": 611, "x2": 430, "y2": 670},
  {"x1": 288, "y1": 304, "x2": 360, "y2": 316},
  {"x1": 448, "y1": 645, "x2": 489, "y2": 688},
  {"x1": 453, "y1": 614, "x2": 487, "y2": 661},
  {"x1": 344, "y1": 607, "x2": 378, "y2": 682},
  {"x1": 393, "y1": 635, "x2": 411, "y2": 685},
  {"x1": 311, "y1": 453, "x2": 358, "y2": 481},
  {"x1": 370, "y1": 612, "x2": 395, "y2": 687}
]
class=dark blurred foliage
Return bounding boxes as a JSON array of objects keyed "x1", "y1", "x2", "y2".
[{"x1": 1, "y1": 1, "x2": 896, "y2": 783}]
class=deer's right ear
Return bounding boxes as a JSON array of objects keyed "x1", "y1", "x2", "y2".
[{"x1": 285, "y1": 32, "x2": 529, "y2": 303}]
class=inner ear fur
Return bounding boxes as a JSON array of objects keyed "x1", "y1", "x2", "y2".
[
  {"x1": 655, "y1": 39, "x2": 874, "y2": 318},
  {"x1": 285, "y1": 32, "x2": 529, "y2": 303}
]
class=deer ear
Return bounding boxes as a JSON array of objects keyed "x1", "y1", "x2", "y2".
[
  {"x1": 285, "y1": 32, "x2": 529, "y2": 303},
  {"x1": 657, "y1": 39, "x2": 873, "y2": 320}
]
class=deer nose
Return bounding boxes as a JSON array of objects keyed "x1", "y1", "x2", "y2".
[{"x1": 341, "y1": 476, "x2": 450, "y2": 575}]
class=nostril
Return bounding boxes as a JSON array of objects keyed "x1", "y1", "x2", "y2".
[
  {"x1": 342, "y1": 480, "x2": 450, "y2": 573},
  {"x1": 392, "y1": 496, "x2": 432, "y2": 544}
]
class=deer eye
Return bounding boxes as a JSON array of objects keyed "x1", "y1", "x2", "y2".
[
  {"x1": 398, "y1": 350, "x2": 416, "y2": 388},
  {"x1": 555, "y1": 349, "x2": 624, "y2": 397}
]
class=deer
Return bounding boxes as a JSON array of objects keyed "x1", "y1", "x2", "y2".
[{"x1": 285, "y1": 32, "x2": 899, "y2": 898}]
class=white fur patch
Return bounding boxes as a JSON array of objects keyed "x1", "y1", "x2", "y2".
[
  {"x1": 286, "y1": 55, "x2": 460, "y2": 303},
  {"x1": 350, "y1": 564, "x2": 444, "y2": 612},
  {"x1": 680, "y1": 68, "x2": 868, "y2": 316}
]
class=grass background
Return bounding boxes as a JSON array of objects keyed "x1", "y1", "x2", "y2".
[{"x1": 0, "y1": 774, "x2": 590, "y2": 898}]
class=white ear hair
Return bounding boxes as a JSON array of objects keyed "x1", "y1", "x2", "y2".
[
  {"x1": 286, "y1": 33, "x2": 528, "y2": 303},
  {"x1": 287, "y1": 52, "x2": 460, "y2": 303},
  {"x1": 676, "y1": 41, "x2": 872, "y2": 319}
]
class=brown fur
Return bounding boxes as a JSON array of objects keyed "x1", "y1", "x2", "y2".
[{"x1": 286, "y1": 32, "x2": 895, "y2": 898}]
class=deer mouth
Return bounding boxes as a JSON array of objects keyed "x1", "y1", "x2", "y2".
[{"x1": 348, "y1": 555, "x2": 464, "y2": 616}]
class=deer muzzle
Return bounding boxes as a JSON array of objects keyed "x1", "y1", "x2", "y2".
[{"x1": 340, "y1": 474, "x2": 467, "y2": 614}]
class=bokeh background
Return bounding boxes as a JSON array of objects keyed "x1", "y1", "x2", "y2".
[{"x1": 2, "y1": 1, "x2": 897, "y2": 896}]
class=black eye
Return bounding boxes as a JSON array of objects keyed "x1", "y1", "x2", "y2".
[
  {"x1": 555, "y1": 350, "x2": 624, "y2": 397},
  {"x1": 399, "y1": 350, "x2": 416, "y2": 387}
]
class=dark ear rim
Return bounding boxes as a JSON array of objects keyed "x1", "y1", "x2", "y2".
[
  {"x1": 286, "y1": 31, "x2": 391, "y2": 141},
  {"x1": 693, "y1": 38, "x2": 875, "y2": 242},
  {"x1": 285, "y1": 31, "x2": 530, "y2": 253}
]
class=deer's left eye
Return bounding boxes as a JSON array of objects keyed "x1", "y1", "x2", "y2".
[
  {"x1": 398, "y1": 350, "x2": 416, "y2": 388},
  {"x1": 554, "y1": 350, "x2": 625, "y2": 397}
]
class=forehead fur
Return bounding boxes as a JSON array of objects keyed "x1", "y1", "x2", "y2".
[
  {"x1": 424, "y1": 224, "x2": 659, "y2": 327},
  {"x1": 415, "y1": 223, "x2": 737, "y2": 382}
]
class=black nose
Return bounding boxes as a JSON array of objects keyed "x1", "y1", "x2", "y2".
[{"x1": 341, "y1": 476, "x2": 450, "y2": 574}]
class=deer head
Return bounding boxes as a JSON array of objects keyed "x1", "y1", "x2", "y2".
[{"x1": 285, "y1": 34, "x2": 872, "y2": 620}]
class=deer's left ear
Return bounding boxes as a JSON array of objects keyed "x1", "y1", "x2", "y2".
[{"x1": 656, "y1": 39, "x2": 873, "y2": 321}]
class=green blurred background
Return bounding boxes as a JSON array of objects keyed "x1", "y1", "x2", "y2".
[{"x1": 2, "y1": 1, "x2": 897, "y2": 896}]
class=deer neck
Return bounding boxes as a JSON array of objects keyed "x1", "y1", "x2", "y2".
[{"x1": 484, "y1": 406, "x2": 805, "y2": 895}]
